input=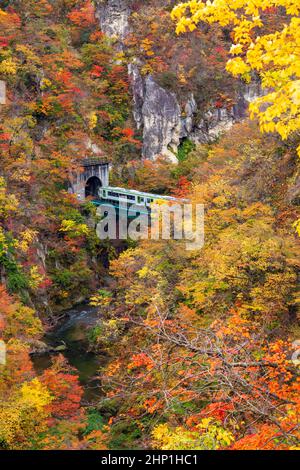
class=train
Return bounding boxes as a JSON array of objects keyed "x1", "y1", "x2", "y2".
[{"x1": 98, "y1": 186, "x2": 185, "y2": 211}]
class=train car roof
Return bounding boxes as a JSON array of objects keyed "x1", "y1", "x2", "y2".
[{"x1": 101, "y1": 186, "x2": 189, "y2": 202}]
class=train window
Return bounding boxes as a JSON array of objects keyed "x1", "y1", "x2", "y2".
[
  {"x1": 138, "y1": 196, "x2": 145, "y2": 204},
  {"x1": 108, "y1": 191, "x2": 120, "y2": 198},
  {"x1": 147, "y1": 198, "x2": 153, "y2": 204},
  {"x1": 127, "y1": 195, "x2": 136, "y2": 201}
]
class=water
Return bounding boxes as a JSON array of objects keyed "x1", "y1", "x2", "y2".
[{"x1": 33, "y1": 304, "x2": 106, "y2": 403}]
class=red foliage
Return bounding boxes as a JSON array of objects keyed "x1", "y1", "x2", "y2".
[
  {"x1": 55, "y1": 70, "x2": 75, "y2": 89},
  {"x1": 121, "y1": 128, "x2": 134, "y2": 139},
  {"x1": 41, "y1": 357, "x2": 83, "y2": 420},
  {"x1": 90, "y1": 65, "x2": 104, "y2": 78},
  {"x1": 0, "y1": 133, "x2": 11, "y2": 141},
  {"x1": 0, "y1": 37, "x2": 9, "y2": 47},
  {"x1": 113, "y1": 127, "x2": 141, "y2": 146},
  {"x1": 0, "y1": 286, "x2": 14, "y2": 332},
  {"x1": 173, "y1": 176, "x2": 191, "y2": 198},
  {"x1": 90, "y1": 31, "x2": 105, "y2": 42},
  {"x1": 200, "y1": 402, "x2": 234, "y2": 423}
]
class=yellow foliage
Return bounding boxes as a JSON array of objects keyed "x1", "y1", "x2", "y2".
[
  {"x1": 89, "y1": 112, "x2": 98, "y2": 130},
  {"x1": 171, "y1": 1, "x2": 300, "y2": 155},
  {"x1": 141, "y1": 38, "x2": 155, "y2": 56},
  {"x1": 40, "y1": 78, "x2": 52, "y2": 90},
  {"x1": 293, "y1": 219, "x2": 300, "y2": 237},
  {"x1": 141, "y1": 63, "x2": 154, "y2": 75},
  {"x1": 0, "y1": 177, "x2": 19, "y2": 217},
  {"x1": 0, "y1": 227, "x2": 8, "y2": 251},
  {"x1": 4, "y1": 303, "x2": 43, "y2": 339},
  {"x1": 0, "y1": 57, "x2": 18, "y2": 75},
  {"x1": 59, "y1": 219, "x2": 90, "y2": 237},
  {"x1": 16, "y1": 229, "x2": 38, "y2": 254},
  {"x1": 0, "y1": 378, "x2": 52, "y2": 448},
  {"x1": 152, "y1": 420, "x2": 234, "y2": 450},
  {"x1": 89, "y1": 289, "x2": 112, "y2": 307},
  {"x1": 20, "y1": 378, "x2": 53, "y2": 412},
  {"x1": 15, "y1": 45, "x2": 42, "y2": 65},
  {"x1": 28, "y1": 266, "x2": 45, "y2": 290}
]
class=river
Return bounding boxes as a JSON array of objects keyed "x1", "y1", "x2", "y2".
[{"x1": 32, "y1": 304, "x2": 107, "y2": 403}]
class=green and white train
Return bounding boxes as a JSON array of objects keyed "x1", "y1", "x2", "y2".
[{"x1": 98, "y1": 186, "x2": 184, "y2": 210}]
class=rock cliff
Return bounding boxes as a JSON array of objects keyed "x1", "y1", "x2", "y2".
[
  {"x1": 95, "y1": 0, "x2": 130, "y2": 40},
  {"x1": 95, "y1": 1, "x2": 261, "y2": 162}
]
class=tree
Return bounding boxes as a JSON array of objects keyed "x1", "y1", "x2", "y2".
[
  {"x1": 96, "y1": 124, "x2": 300, "y2": 450},
  {"x1": 171, "y1": 1, "x2": 300, "y2": 154}
]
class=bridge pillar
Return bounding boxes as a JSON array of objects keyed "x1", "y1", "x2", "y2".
[{"x1": 69, "y1": 159, "x2": 109, "y2": 201}]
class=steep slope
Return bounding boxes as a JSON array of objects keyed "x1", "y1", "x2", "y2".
[{"x1": 95, "y1": 0, "x2": 261, "y2": 161}]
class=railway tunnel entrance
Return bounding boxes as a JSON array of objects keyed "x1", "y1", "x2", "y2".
[{"x1": 85, "y1": 176, "x2": 102, "y2": 199}]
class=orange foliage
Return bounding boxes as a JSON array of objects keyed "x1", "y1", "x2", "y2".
[{"x1": 68, "y1": 1, "x2": 95, "y2": 27}]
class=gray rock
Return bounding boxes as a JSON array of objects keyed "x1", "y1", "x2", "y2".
[
  {"x1": 29, "y1": 339, "x2": 67, "y2": 355},
  {"x1": 28, "y1": 339, "x2": 51, "y2": 355},
  {"x1": 95, "y1": 0, "x2": 131, "y2": 40},
  {"x1": 181, "y1": 94, "x2": 197, "y2": 137},
  {"x1": 129, "y1": 66, "x2": 182, "y2": 162},
  {"x1": 141, "y1": 76, "x2": 181, "y2": 162},
  {"x1": 190, "y1": 108, "x2": 235, "y2": 144},
  {"x1": 95, "y1": 2, "x2": 263, "y2": 162},
  {"x1": 128, "y1": 63, "x2": 145, "y2": 130},
  {"x1": 129, "y1": 60, "x2": 263, "y2": 161}
]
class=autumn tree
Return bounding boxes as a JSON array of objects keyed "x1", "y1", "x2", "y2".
[
  {"x1": 95, "y1": 123, "x2": 300, "y2": 450},
  {"x1": 172, "y1": 1, "x2": 300, "y2": 154}
]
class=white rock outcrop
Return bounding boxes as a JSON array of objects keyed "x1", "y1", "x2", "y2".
[
  {"x1": 95, "y1": 2, "x2": 263, "y2": 162},
  {"x1": 95, "y1": 0, "x2": 130, "y2": 40}
]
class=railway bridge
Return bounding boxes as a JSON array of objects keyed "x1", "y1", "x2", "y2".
[{"x1": 69, "y1": 158, "x2": 183, "y2": 215}]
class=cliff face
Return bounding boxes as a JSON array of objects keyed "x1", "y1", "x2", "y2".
[
  {"x1": 95, "y1": 0, "x2": 261, "y2": 162},
  {"x1": 128, "y1": 66, "x2": 181, "y2": 162},
  {"x1": 129, "y1": 64, "x2": 261, "y2": 160},
  {"x1": 95, "y1": 0, "x2": 130, "y2": 39}
]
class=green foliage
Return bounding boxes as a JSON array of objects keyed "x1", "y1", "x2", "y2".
[
  {"x1": 83, "y1": 409, "x2": 105, "y2": 436},
  {"x1": 0, "y1": 232, "x2": 29, "y2": 293},
  {"x1": 177, "y1": 138, "x2": 196, "y2": 162},
  {"x1": 49, "y1": 260, "x2": 93, "y2": 307},
  {"x1": 108, "y1": 420, "x2": 142, "y2": 450},
  {"x1": 155, "y1": 71, "x2": 178, "y2": 92}
]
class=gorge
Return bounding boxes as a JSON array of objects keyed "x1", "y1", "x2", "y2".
[{"x1": 0, "y1": 0, "x2": 299, "y2": 452}]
